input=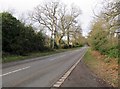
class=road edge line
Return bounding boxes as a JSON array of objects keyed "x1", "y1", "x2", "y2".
[{"x1": 51, "y1": 49, "x2": 87, "y2": 88}]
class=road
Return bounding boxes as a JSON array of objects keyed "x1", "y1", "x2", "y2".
[{"x1": 2, "y1": 47, "x2": 87, "y2": 87}]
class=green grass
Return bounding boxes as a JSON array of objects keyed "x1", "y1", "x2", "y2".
[
  {"x1": 2, "y1": 47, "x2": 81, "y2": 63},
  {"x1": 83, "y1": 49, "x2": 98, "y2": 70}
]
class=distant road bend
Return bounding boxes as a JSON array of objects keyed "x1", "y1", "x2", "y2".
[{"x1": 2, "y1": 47, "x2": 87, "y2": 87}]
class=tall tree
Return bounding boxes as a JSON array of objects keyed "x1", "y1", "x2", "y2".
[
  {"x1": 30, "y1": 1, "x2": 81, "y2": 48},
  {"x1": 30, "y1": 1, "x2": 60, "y2": 49},
  {"x1": 2, "y1": 12, "x2": 22, "y2": 54}
]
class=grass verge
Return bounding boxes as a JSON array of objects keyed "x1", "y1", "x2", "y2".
[
  {"x1": 84, "y1": 48, "x2": 118, "y2": 87},
  {"x1": 2, "y1": 47, "x2": 80, "y2": 63}
]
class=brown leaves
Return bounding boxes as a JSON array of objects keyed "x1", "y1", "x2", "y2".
[{"x1": 91, "y1": 50, "x2": 118, "y2": 87}]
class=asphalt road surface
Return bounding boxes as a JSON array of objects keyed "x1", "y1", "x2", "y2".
[{"x1": 2, "y1": 47, "x2": 87, "y2": 87}]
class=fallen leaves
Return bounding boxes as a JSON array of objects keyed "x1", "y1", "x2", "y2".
[{"x1": 90, "y1": 50, "x2": 118, "y2": 87}]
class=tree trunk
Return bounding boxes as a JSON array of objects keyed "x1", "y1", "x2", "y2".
[
  {"x1": 67, "y1": 31, "x2": 70, "y2": 46},
  {"x1": 50, "y1": 32, "x2": 54, "y2": 49}
]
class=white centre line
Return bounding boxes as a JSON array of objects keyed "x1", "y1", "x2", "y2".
[{"x1": 0, "y1": 66, "x2": 31, "y2": 77}]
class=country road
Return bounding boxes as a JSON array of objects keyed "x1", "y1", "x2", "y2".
[{"x1": 2, "y1": 47, "x2": 87, "y2": 87}]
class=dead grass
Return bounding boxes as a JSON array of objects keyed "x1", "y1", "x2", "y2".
[{"x1": 84, "y1": 49, "x2": 118, "y2": 87}]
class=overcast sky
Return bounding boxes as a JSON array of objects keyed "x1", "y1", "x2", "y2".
[{"x1": 0, "y1": 0, "x2": 103, "y2": 36}]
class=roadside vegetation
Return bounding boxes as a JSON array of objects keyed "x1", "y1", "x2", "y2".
[
  {"x1": 87, "y1": 0, "x2": 119, "y2": 61},
  {"x1": 84, "y1": 0, "x2": 119, "y2": 87},
  {"x1": 84, "y1": 49, "x2": 118, "y2": 87},
  {"x1": 3, "y1": 47, "x2": 80, "y2": 63},
  {"x1": 1, "y1": 1, "x2": 85, "y2": 63}
]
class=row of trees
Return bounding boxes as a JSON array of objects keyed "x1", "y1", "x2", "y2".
[
  {"x1": 2, "y1": 12, "x2": 46, "y2": 55},
  {"x1": 2, "y1": 1, "x2": 85, "y2": 55},
  {"x1": 30, "y1": 1, "x2": 84, "y2": 49},
  {"x1": 88, "y1": 0, "x2": 120, "y2": 58}
]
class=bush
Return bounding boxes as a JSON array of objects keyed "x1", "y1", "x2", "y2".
[
  {"x1": 62, "y1": 44, "x2": 69, "y2": 49},
  {"x1": 107, "y1": 46, "x2": 118, "y2": 58},
  {"x1": 2, "y1": 12, "x2": 47, "y2": 55},
  {"x1": 88, "y1": 12, "x2": 119, "y2": 60}
]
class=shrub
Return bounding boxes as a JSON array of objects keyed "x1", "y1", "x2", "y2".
[{"x1": 2, "y1": 12, "x2": 47, "y2": 55}]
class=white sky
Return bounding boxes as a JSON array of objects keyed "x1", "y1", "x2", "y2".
[{"x1": 0, "y1": 0, "x2": 103, "y2": 36}]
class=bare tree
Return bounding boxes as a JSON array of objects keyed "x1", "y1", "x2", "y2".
[
  {"x1": 71, "y1": 24, "x2": 82, "y2": 44},
  {"x1": 66, "y1": 6, "x2": 81, "y2": 46},
  {"x1": 93, "y1": 0, "x2": 120, "y2": 30},
  {"x1": 55, "y1": 5, "x2": 81, "y2": 46},
  {"x1": 30, "y1": 1, "x2": 82, "y2": 48},
  {"x1": 30, "y1": 1, "x2": 60, "y2": 49},
  {"x1": 55, "y1": 4, "x2": 67, "y2": 46}
]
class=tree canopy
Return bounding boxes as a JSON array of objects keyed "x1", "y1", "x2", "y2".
[{"x1": 88, "y1": 0, "x2": 119, "y2": 58}]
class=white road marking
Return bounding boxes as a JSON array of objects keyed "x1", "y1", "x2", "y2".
[
  {"x1": 52, "y1": 49, "x2": 87, "y2": 88},
  {"x1": 0, "y1": 66, "x2": 30, "y2": 77}
]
